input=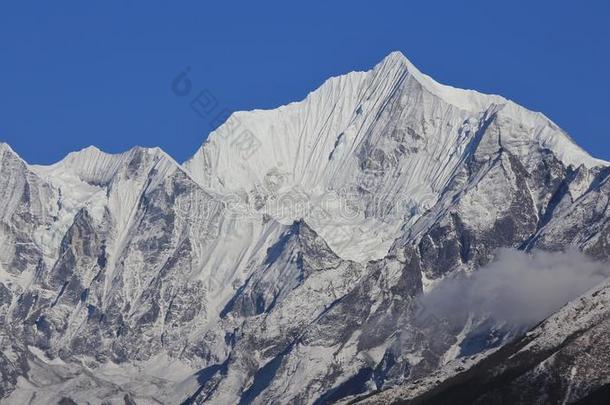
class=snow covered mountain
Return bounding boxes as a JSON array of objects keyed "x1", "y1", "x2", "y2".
[{"x1": 1, "y1": 51, "x2": 610, "y2": 404}]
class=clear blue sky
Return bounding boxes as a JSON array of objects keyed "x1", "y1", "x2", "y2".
[{"x1": 1, "y1": 1, "x2": 609, "y2": 164}]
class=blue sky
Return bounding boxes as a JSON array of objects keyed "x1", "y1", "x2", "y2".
[{"x1": 1, "y1": 1, "x2": 609, "y2": 164}]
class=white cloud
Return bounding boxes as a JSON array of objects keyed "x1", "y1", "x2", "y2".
[{"x1": 419, "y1": 248, "x2": 610, "y2": 329}]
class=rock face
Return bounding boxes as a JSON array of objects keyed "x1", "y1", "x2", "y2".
[
  {"x1": 357, "y1": 280, "x2": 610, "y2": 405},
  {"x1": 0, "y1": 52, "x2": 610, "y2": 404}
]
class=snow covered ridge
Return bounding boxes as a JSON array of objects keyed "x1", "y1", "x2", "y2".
[
  {"x1": 182, "y1": 51, "x2": 607, "y2": 261},
  {"x1": 2, "y1": 51, "x2": 610, "y2": 404}
]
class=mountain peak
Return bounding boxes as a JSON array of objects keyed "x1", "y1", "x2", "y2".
[
  {"x1": 0, "y1": 142, "x2": 28, "y2": 168},
  {"x1": 379, "y1": 50, "x2": 410, "y2": 67},
  {"x1": 375, "y1": 51, "x2": 508, "y2": 112},
  {"x1": 0, "y1": 141, "x2": 18, "y2": 157},
  {"x1": 29, "y1": 144, "x2": 179, "y2": 190},
  {"x1": 374, "y1": 52, "x2": 607, "y2": 169}
]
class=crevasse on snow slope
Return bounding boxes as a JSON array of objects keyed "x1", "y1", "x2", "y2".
[{"x1": 0, "y1": 52, "x2": 609, "y2": 404}]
